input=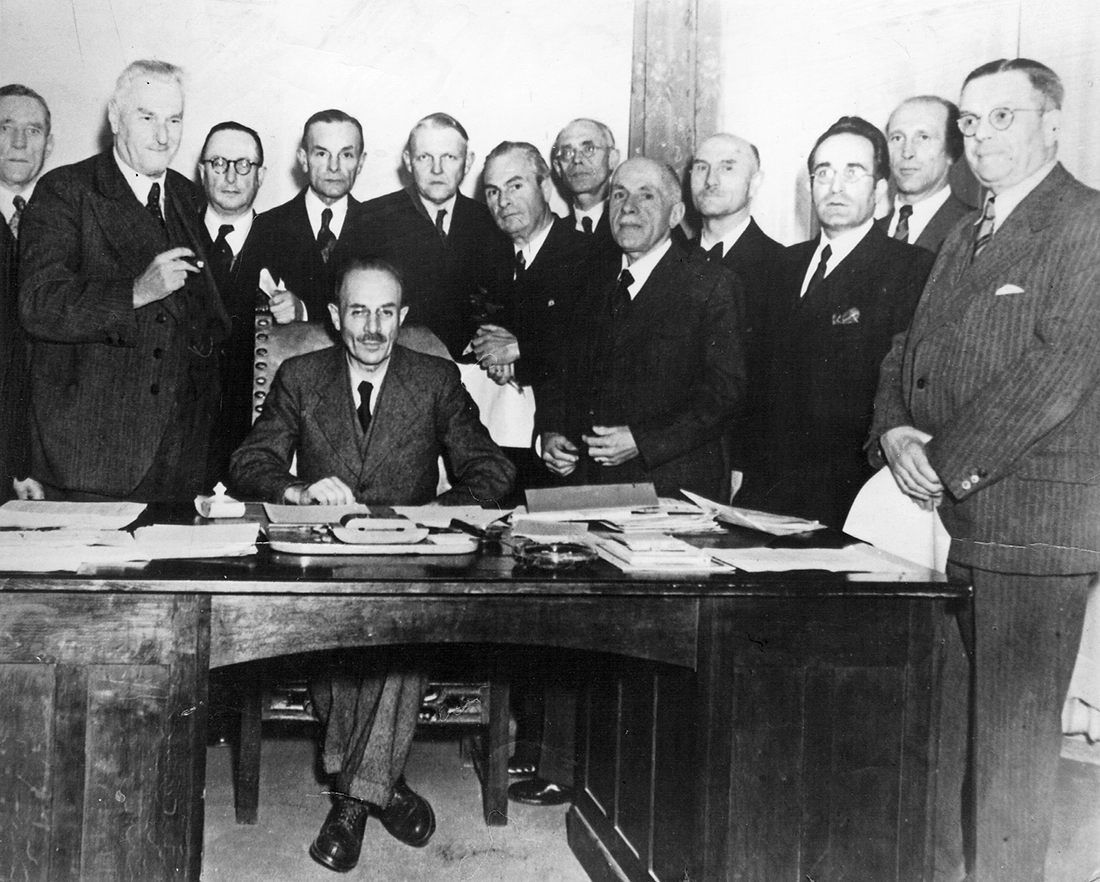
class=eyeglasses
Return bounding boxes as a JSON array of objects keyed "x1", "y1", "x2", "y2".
[
  {"x1": 202, "y1": 157, "x2": 259, "y2": 175},
  {"x1": 957, "y1": 107, "x2": 1046, "y2": 137},
  {"x1": 811, "y1": 166, "x2": 874, "y2": 186},
  {"x1": 555, "y1": 143, "x2": 608, "y2": 164}
]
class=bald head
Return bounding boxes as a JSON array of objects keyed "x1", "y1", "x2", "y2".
[
  {"x1": 609, "y1": 157, "x2": 686, "y2": 261},
  {"x1": 690, "y1": 133, "x2": 762, "y2": 230}
]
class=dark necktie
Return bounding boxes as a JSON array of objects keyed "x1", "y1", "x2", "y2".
[
  {"x1": 317, "y1": 208, "x2": 336, "y2": 263},
  {"x1": 146, "y1": 182, "x2": 164, "y2": 226},
  {"x1": 357, "y1": 381, "x2": 373, "y2": 434},
  {"x1": 435, "y1": 208, "x2": 448, "y2": 242},
  {"x1": 581, "y1": 215, "x2": 593, "y2": 235},
  {"x1": 211, "y1": 224, "x2": 235, "y2": 291},
  {"x1": 803, "y1": 244, "x2": 831, "y2": 299},
  {"x1": 612, "y1": 269, "x2": 634, "y2": 318},
  {"x1": 706, "y1": 241, "x2": 724, "y2": 260},
  {"x1": 10, "y1": 194, "x2": 25, "y2": 239},
  {"x1": 973, "y1": 196, "x2": 995, "y2": 261},
  {"x1": 893, "y1": 204, "x2": 913, "y2": 243},
  {"x1": 514, "y1": 249, "x2": 526, "y2": 280}
]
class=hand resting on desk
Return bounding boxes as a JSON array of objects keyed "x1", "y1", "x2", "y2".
[{"x1": 284, "y1": 476, "x2": 357, "y2": 506}]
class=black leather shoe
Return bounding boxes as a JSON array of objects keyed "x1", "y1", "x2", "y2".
[
  {"x1": 508, "y1": 777, "x2": 573, "y2": 806},
  {"x1": 309, "y1": 796, "x2": 370, "y2": 872},
  {"x1": 378, "y1": 778, "x2": 435, "y2": 848}
]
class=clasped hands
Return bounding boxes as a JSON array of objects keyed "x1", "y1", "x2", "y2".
[
  {"x1": 470, "y1": 324, "x2": 519, "y2": 386},
  {"x1": 540, "y1": 427, "x2": 639, "y2": 476},
  {"x1": 285, "y1": 476, "x2": 356, "y2": 506},
  {"x1": 880, "y1": 425, "x2": 944, "y2": 511}
]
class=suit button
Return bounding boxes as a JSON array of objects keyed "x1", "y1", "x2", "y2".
[
  {"x1": 916, "y1": 377, "x2": 927, "y2": 389},
  {"x1": 970, "y1": 473, "x2": 980, "y2": 483},
  {"x1": 156, "y1": 312, "x2": 167, "y2": 324},
  {"x1": 153, "y1": 348, "x2": 163, "y2": 359},
  {"x1": 150, "y1": 383, "x2": 160, "y2": 395},
  {"x1": 961, "y1": 479, "x2": 971, "y2": 490}
]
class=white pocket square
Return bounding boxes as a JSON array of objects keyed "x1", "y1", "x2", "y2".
[{"x1": 994, "y1": 284, "x2": 1025, "y2": 296}]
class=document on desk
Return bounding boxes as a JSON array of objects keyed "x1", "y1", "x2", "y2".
[
  {"x1": 132, "y1": 523, "x2": 260, "y2": 558},
  {"x1": 0, "y1": 500, "x2": 146, "y2": 530},
  {"x1": 391, "y1": 505, "x2": 513, "y2": 531},
  {"x1": 681, "y1": 491, "x2": 825, "y2": 536},
  {"x1": 263, "y1": 503, "x2": 370, "y2": 524},
  {"x1": 709, "y1": 544, "x2": 920, "y2": 574}
]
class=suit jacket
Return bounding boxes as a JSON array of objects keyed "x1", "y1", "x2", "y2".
[
  {"x1": 689, "y1": 219, "x2": 785, "y2": 472},
  {"x1": 249, "y1": 188, "x2": 358, "y2": 321},
  {"x1": 498, "y1": 216, "x2": 609, "y2": 390},
  {"x1": 201, "y1": 211, "x2": 272, "y2": 485},
  {"x1": 871, "y1": 163, "x2": 1100, "y2": 574},
  {"x1": 538, "y1": 241, "x2": 746, "y2": 500},
  {"x1": 744, "y1": 224, "x2": 934, "y2": 526},
  {"x1": 18, "y1": 151, "x2": 230, "y2": 497},
  {"x1": 876, "y1": 190, "x2": 974, "y2": 254},
  {"x1": 0, "y1": 217, "x2": 29, "y2": 497},
  {"x1": 229, "y1": 343, "x2": 515, "y2": 505},
  {"x1": 338, "y1": 189, "x2": 511, "y2": 359},
  {"x1": 563, "y1": 202, "x2": 620, "y2": 263}
]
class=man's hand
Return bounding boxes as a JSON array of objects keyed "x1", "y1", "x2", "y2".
[
  {"x1": 487, "y1": 362, "x2": 516, "y2": 386},
  {"x1": 471, "y1": 324, "x2": 520, "y2": 368},
  {"x1": 284, "y1": 476, "x2": 356, "y2": 506},
  {"x1": 541, "y1": 432, "x2": 579, "y2": 476},
  {"x1": 880, "y1": 425, "x2": 944, "y2": 510},
  {"x1": 133, "y1": 247, "x2": 201, "y2": 308},
  {"x1": 269, "y1": 289, "x2": 307, "y2": 324},
  {"x1": 583, "y1": 425, "x2": 639, "y2": 467},
  {"x1": 13, "y1": 477, "x2": 45, "y2": 500}
]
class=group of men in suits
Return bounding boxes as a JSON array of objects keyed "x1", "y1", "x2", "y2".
[{"x1": 3, "y1": 52, "x2": 1098, "y2": 881}]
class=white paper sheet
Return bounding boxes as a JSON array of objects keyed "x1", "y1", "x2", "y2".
[
  {"x1": 709, "y1": 544, "x2": 922, "y2": 574},
  {"x1": 843, "y1": 466, "x2": 950, "y2": 572},
  {"x1": 0, "y1": 500, "x2": 146, "y2": 530}
]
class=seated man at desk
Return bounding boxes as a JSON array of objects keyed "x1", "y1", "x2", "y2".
[{"x1": 230, "y1": 256, "x2": 514, "y2": 872}]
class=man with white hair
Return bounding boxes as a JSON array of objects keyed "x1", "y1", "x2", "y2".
[{"x1": 18, "y1": 59, "x2": 228, "y2": 501}]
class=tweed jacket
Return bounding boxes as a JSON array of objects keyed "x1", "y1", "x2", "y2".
[
  {"x1": 18, "y1": 151, "x2": 229, "y2": 496},
  {"x1": 229, "y1": 343, "x2": 514, "y2": 506}
]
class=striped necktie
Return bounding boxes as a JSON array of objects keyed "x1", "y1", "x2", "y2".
[{"x1": 972, "y1": 196, "x2": 995, "y2": 261}]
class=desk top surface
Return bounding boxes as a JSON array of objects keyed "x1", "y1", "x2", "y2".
[{"x1": 0, "y1": 505, "x2": 961, "y2": 600}]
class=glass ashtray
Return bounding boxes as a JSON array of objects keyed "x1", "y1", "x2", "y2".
[{"x1": 512, "y1": 541, "x2": 598, "y2": 571}]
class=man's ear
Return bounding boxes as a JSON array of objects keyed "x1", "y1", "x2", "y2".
[
  {"x1": 107, "y1": 100, "x2": 120, "y2": 136},
  {"x1": 463, "y1": 149, "x2": 476, "y2": 180},
  {"x1": 539, "y1": 175, "x2": 555, "y2": 205},
  {"x1": 748, "y1": 169, "x2": 763, "y2": 201},
  {"x1": 43, "y1": 133, "x2": 55, "y2": 163},
  {"x1": 669, "y1": 199, "x2": 686, "y2": 230},
  {"x1": 402, "y1": 149, "x2": 413, "y2": 174},
  {"x1": 607, "y1": 147, "x2": 621, "y2": 172},
  {"x1": 327, "y1": 301, "x2": 341, "y2": 331},
  {"x1": 1042, "y1": 107, "x2": 1062, "y2": 149},
  {"x1": 296, "y1": 146, "x2": 309, "y2": 176},
  {"x1": 255, "y1": 165, "x2": 267, "y2": 190},
  {"x1": 398, "y1": 305, "x2": 409, "y2": 326}
]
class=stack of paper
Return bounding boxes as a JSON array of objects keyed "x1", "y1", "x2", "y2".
[
  {"x1": 594, "y1": 533, "x2": 727, "y2": 573},
  {"x1": 0, "y1": 500, "x2": 146, "y2": 530},
  {"x1": 708, "y1": 544, "x2": 919, "y2": 573},
  {"x1": 132, "y1": 523, "x2": 259, "y2": 559},
  {"x1": 681, "y1": 491, "x2": 825, "y2": 536}
]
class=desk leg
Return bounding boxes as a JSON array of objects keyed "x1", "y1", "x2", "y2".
[{"x1": 0, "y1": 592, "x2": 210, "y2": 882}]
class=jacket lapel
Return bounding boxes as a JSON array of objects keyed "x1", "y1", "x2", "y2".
[
  {"x1": 310, "y1": 347, "x2": 365, "y2": 479},
  {"x1": 166, "y1": 175, "x2": 231, "y2": 333},
  {"x1": 912, "y1": 165, "x2": 1068, "y2": 341}
]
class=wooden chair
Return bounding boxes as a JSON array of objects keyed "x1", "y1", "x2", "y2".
[{"x1": 233, "y1": 312, "x2": 510, "y2": 826}]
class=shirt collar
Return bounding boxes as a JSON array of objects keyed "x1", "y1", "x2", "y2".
[
  {"x1": 889, "y1": 185, "x2": 952, "y2": 240},
  {"x1": 801, "y1": 218, "x2": 874, "y2": 295},
  {"x1": 620, "y1": 237, "x2": 673, "y2": 298},
  {"x1": 113, "y1": 147, "x2": 166, "y2": 210},
  {"x1": 516, "y1": 215, "x2": 554, "y2": 267},
  {"x1": 986, "y1": 159, "x2": 1057, "y2": 232},
  {"x1": 698, "y1": 215, "x2": 752, "y2": 257},
  {"x1": 420, "y1": 193, "x2": 457, "y2": 235},
  {"x1": 573, "y1": 200, "x2": 605, "y2": 232},
  {"x1": 346, "y1": 350, "x2": 391, "y2": 411},
  {"x1": 204, "y1": 206, "x2": 255, "y2": 255},
  {"x1": 0, "y1": 183, "x2": 35, "y2": 224},
  {"x1": 304, "y1": 187, "x2": 349, "y2": 238}
]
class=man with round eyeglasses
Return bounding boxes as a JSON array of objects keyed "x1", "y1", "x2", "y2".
[
  {"x1": 552, "y1": 118, "x2": 620, "y2": 252},
  {"x1": 736, "y1": 116, "x2": 933, "y2": 527},
  {"x1": 198, "y1": 121, "x2": 269, "y2": 484},
  {"x1": 871, "y1": 58, "x2": 1100, "y2": 882}
]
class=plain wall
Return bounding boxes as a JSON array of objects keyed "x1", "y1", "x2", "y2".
[{"x1": 0, "y1": 0, "x2": 634, "y2": 214}]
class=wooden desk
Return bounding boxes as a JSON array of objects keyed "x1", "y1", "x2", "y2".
[{"x1": 0, "y1": 537, "x2": 962, "y2": 881}]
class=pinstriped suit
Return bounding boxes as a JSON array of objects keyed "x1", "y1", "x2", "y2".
[{"x1": 871, "y1": 162, "x2": 1100, "y2": 881}]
